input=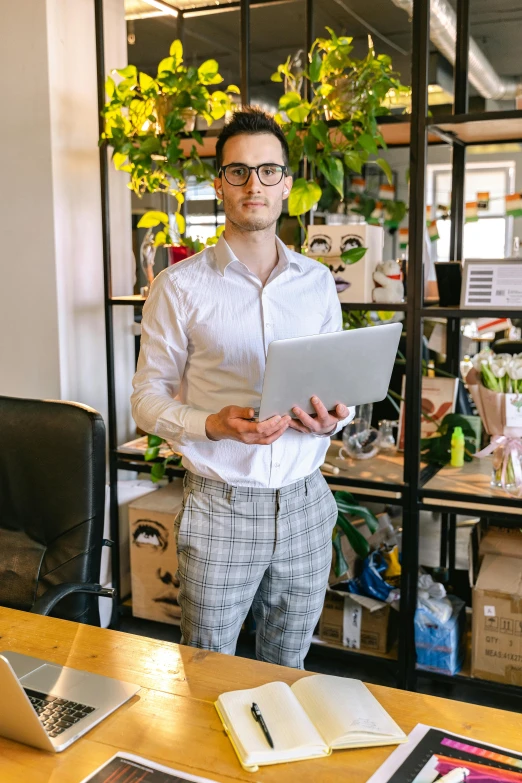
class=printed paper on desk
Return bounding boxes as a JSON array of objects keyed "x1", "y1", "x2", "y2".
[
  {"x1": 365, "y1": 723, "x2": 522, "y2": 783},
  {"x1": 80, "y1": 752, "x2": 219, "y2": 783}
]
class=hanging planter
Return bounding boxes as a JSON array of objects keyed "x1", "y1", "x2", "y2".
[
  {"x1": 323, "y1": 74, "x2": 364, "y2": 121},
  {"x1": 271, "y1": 28, "x2": 409, "y2": 219},
  {"x1": 101, "y1": 39, "x2": 239, "y2": 198}
]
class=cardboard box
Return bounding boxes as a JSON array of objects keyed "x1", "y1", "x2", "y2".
[
  {"x1": 479, "y1": 527, "x2": 522, "y2": 561},
  {"x1": 307, "y1": 224, "x2": 384, "y2": 303},
  {"x1": 319, "y1": 589, "x2": 394, "y2": 653},
  {"x1": 129, "y1": 480, "x2": 185, "y2": 624},
  {"x1": 472, "y1": 554, "x2": 522, "y2": 685},
  {"x1": 469, "y1": 521, "x2": 522, "y2": 586}
]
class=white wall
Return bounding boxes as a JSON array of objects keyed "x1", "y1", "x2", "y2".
[
  {"x1": 0, "y1": 0, "x2": 134, "y2": 445},
  {"x1": 1, "y1": 2, "x2": 61, "y2": 397}
]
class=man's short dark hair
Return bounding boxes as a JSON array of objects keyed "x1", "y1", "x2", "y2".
[{"x1": 215, "y1": 106, "x2": 290, "y2": 170}]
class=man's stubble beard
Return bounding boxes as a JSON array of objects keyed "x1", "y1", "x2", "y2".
[{"x1": 222, "y1": 192, "x2": 283, "y2": 233}]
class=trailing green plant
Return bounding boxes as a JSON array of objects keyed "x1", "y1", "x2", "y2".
[
  {"x1": 331, "y1": 490, "x2": 379, "y2": 576},
  {"x1": 144, "y1": 434, "x2": 182, "y2": 482},
  {"x1": 137, "y1": 210, "x2": 225, "y2": 251},
  {"x1": 271, "y1": 28, "x2": 409, "y2": 218},
  {"x1": 101, "y1": 40, "x2": 239, "y2": 199}
]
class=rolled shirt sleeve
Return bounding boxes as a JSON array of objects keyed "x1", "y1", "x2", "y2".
[{"x1": 131, "y1": 270, "x2": 213, "y2": 443}]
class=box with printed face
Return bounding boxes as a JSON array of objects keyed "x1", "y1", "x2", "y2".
[
  {"x1": 128, "y1": 480, "x2": 185, "y2": 624},
  {"x1": 307, "y1": 223, "x2": 384, "y2": 303}
]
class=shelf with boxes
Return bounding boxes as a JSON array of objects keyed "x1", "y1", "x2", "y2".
[
  {"x1": 415, "y1": 523, "x2": 522, "y2": 697},
  {"x1": 311, "y1": 635, "x2": 399, "y2": 663}
]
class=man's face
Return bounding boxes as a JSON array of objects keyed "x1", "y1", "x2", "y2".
[{"x1": 214, "y1": 133, "x2": 293, "y2": 232}]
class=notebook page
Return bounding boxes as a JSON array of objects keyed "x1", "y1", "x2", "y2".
[
  {"x1": 217, "y1": 681, "x2": 327, "y2": 765},
  {"x1": 291, "y1": 675, "x2": 404, "y2": 748}
]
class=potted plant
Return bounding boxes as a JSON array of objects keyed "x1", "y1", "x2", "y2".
[
  {"x1": 101, "y1": 39, "x2": 239, "y2": 200},
  {"x1": 137, "y1": 209, "x2": 225, "y2": 267},
  {"x1": 144, "y1": 434, "x2": 182, "y2": 482},
  {"x1": 271, "y1": 29, "x2": 409, "y2": 223}
]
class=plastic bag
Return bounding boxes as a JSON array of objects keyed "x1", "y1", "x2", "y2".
[{"x1": 347, "y1": 551, "x2": 398, "y2": 603}]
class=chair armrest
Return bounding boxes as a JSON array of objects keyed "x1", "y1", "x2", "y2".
[{"x1": 31, "y1": 583, "x2": 116, "y2": 616}]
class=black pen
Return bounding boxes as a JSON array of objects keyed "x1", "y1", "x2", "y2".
[{"x1": 251, "y1": 702, "x2": 274, "y2": 749}]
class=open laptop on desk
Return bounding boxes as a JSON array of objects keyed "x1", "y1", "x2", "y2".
[{"x1": 0, "y1": 651, "x2": 140, "y2": 752}]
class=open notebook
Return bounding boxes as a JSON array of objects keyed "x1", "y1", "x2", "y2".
[{"x1": 215, "y1": 674, "x2": 407, "y2": 772}]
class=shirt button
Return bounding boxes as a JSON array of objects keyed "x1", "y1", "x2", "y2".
[{"x1": 274, "y1": 463, "x2": 280, "y2": 467}]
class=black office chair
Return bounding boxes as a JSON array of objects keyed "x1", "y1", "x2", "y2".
[
  {"x1": 491, "y1": 338, "x2": 522, "y2": 356},
  {"x1": 0, "y1": 396, "x2": 114, "y2": 625}
]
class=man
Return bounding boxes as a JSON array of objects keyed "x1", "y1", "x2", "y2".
[{"x1": 131, "y1": 107, "x2": 354, "y2": 669}]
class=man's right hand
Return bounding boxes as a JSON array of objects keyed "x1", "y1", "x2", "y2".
[{"x1": 205, "y1": 406, "x2": 292, "y2": 444}]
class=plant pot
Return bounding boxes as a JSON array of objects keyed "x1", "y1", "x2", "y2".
[
  {"x1": 155, "y1": 98, "x2": 198, "y2": 133},
  {"x1": 324, "y1": 76, "x2": 364, "y2": 121},
  {"x1": 181, "y1": 108, "x2": 198, "y2": 132},
  {"x1": 155, "y1": 95, "x2": 173, "y2": 134},
  {"x1": 168, "y1": 245, "x2": 194, "y2": 265}
]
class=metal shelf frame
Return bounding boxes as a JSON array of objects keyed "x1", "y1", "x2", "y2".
[{"x1": 95, "y1": 0, "x2": 522, "y2": 700}]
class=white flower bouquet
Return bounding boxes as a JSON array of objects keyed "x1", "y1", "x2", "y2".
[{"x1": 466, "y1": 349, "x2": 522, "y2": 495}]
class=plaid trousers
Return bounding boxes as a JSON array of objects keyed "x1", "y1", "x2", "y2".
[{"x1": 174, "y1": 468, "x2": 338, "y2": 669}]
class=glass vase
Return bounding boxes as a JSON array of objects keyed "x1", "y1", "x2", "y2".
[{"x1": 491, "y1": 444, "x2": 522, "y2": 490}]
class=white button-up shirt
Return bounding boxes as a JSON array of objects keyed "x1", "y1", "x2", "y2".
[{"x1": 131, "y1": 234, "x2": 354, "y2": 488}]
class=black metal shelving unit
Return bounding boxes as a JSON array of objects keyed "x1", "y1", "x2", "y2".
[{"x1": 95, "y1": 0, "x2": 522, "y2": 701}]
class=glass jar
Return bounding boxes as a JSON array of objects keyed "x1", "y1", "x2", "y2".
[{"x1": 491, "y1": 442, "x2": 522, "y2": 490}]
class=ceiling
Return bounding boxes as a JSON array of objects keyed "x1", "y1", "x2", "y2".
[{"x1": 124, "y1": 0, "x2": 522, "y2": 108}]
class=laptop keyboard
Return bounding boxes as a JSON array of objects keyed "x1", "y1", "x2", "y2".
[{"x1": 24, "y1": 688, "x2": 96, "y2": 738}]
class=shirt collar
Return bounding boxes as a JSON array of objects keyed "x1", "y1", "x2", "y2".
[{"x1": 212, "y1": 233, "x2": 304, "y2": 277}]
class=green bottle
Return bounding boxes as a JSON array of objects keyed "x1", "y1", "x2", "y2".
[{"x1": 450, "y1": 426, "x2": 465, "y2": 468}]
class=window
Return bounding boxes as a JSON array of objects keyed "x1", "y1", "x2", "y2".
[{"x1": 427, "y1": 161, "x2": 515, "y2": 262}]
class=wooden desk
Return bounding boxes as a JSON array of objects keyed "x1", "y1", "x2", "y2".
[{"x1": 2, "y1": 608, "x2": 522, "y2": 783}]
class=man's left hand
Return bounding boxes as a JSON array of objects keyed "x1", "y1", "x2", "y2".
[{"x1": 287, "y1": 396, "x2": 349, "y2": 436}]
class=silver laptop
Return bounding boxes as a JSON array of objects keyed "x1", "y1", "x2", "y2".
[
  {"x1": 257, "y1": 322, "x2": 402, "y2": 422},
  {"x1": 0, "y1": 651, "x2": 140, "y2": 752}
]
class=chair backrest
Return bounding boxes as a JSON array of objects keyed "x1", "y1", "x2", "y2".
[{"x1": 0, "y1": 396, "x2": 106, "y2": 624}]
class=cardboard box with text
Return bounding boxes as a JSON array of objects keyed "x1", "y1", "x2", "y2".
[
  {"x1": 472, "y1": 554, "x2": 522, "y2": 685},
  {"x1": 319, "y1": 589, "x2": 394, "y2": 654}
]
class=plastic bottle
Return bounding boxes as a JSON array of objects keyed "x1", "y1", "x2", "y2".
[
  {"x1": 460, "y1": 354, "x2": 473, "y2": 381},
  {"x1": 450, "y1": 426, "x2": 465, "y2": 468}
]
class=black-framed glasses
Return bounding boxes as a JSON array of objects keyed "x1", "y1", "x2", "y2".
[{"x1": 220, "y1": 163, "x2": 287, "y2": 187}]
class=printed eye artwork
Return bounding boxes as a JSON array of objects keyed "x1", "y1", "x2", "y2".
[
  {"x1": 340, "y1": 234, "x2": 363, "y2": 253},
  {"x1": 309, "y1": 235, "x2": 332, "y2": 255},
  {"x1": 132, "y1": 519, "x2": 168, "y2": 551}
]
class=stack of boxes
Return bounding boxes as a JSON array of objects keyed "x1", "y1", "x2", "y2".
[{"x1": 471, "y1": 525, "x2": 522, "y2": 685}]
